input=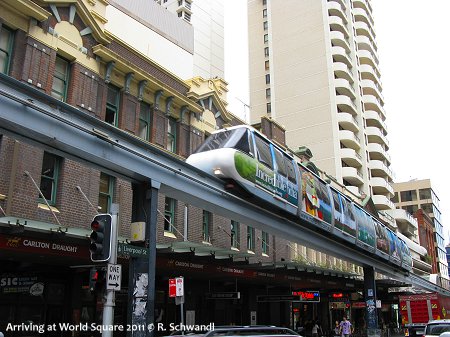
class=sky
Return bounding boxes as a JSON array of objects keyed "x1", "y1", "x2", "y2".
[{"x1": 224, "y1": 1, "x2": 450, "y2": 241}]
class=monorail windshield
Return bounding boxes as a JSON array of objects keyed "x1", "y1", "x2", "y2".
[{"x1": 194, "y1": 128, "x2": 252, "y2": 154}]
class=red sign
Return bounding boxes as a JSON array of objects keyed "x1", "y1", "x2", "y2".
[
  {"x1": 169, "y1": 278, "x2": 176, "y2": 297},
  {"x1": 291, "y1": 291, "x2": 320, "y2": 302}
]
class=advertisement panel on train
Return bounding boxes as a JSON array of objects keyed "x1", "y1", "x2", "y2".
[
  {"x1": 354, "y1": 206, "x2": 376, "y2": 252},
  {"x1": 299, "y1": 166, "x2": 332, "y2": 228}
]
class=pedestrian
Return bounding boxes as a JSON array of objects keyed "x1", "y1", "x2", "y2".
[
  {"x1": 334, "y1": 320, "x2": 341, "y2": 337},
  {"x1": 339, "y1": 316, "x2": 353, "y2": 337},
  {"x1": 312, "y1": 320, "x2": 321, "y2": 337}
]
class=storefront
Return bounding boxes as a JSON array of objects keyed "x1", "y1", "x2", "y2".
[{"x1": 0, "y1": 231, "x2": 100, "y2": 336}]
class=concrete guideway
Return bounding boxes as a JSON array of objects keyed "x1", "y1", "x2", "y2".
[{"x1": 0, "y1": 72, "x2": 447, "y2": 296}]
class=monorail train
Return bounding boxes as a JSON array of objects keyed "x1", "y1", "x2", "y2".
[{"x1": 186, "y1": 125, "x2": 412, "y2": 272}]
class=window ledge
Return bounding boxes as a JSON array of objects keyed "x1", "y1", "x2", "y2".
[
  {"x1": 0, "y1": 194, "x2": 7, "y2": 201},
  {"x1": 164, "y1": 231, "x2": 177, "y2": 239},
  {"x1": 231, "y1": 246, "x2": 240, "y2": 251},
  {"x1": 262, "y1": 253, "x2": 269, "y2": 257},
  {"x1": 202, "y1": 240, "x2": 212, "y2": 246},
  {"x1": 38, "y1": 203, "x2": 60, "y2": 213},
  {"x1": 247, "y1": 250, "x2": 255, "y2": 255}
]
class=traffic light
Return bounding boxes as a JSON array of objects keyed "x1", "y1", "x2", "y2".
[
  {"x1": 89, "y1": 267, "x2": 98, "y2": 292},
  {"x1": 89, "y1": 214, "x2": 113, "y2": 262}
]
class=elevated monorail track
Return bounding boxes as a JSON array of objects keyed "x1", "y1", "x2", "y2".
[{"x1": 0, "y1": 73, "x2": 447, "y2": 295}]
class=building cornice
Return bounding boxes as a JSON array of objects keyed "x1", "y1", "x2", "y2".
[
  {"x1": 93, "y1": 44, "x2": 202, "y2": 114},
  {"x1": 2, "y1": 0, "x2": 51, "y2": 23}
]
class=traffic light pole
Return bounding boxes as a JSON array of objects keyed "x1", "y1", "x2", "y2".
[{"x1": 102, "y1": 203, "x2": 119, "y2": 337}]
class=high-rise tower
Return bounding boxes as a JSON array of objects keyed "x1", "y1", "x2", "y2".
[{"x1": 248, "y1": 0, "x2": 394, "y2": 216}]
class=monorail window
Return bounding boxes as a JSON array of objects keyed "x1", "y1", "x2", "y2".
[
  {"x1": 374, "y1": 220, "x2": 389, "y2": 255},
  {"x1": 331, "y1": 190, "x2": 341, "y2": 213},
  {"x1": 254, "y1": 135, "x2": 273, "y2": 169},
  {"x1": 235, "y1": 130, "x2": 254, "y2": 156},
  {"x1": 285, "y1": 159, "x2": 296, "y2": 183},
  {"x1": 274, "y1": 149, "x2": 287, "y2": 176},
  {"x1": 341, "y1": 197, "x2": 356, "y2": 236},
  {"x1": 194, "y1": 128, "x2": 250, "y2": 154},
  {"x1": 387, "y1": 230, "x2": 400, "y2": 260},
  {"x1": 195, "y1": 130, "x2": 232, "y2": 152},
  {"x1": 354, "y1": 206, "x2": 375, "y2": 247}
]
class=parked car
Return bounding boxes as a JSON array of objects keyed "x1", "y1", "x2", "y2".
[
  {"x1": 203, "y1": 326, "x2": 300, "y2": 337},
  {"x1": 404, "y1": 324, "x2": 426, "y2": 337},
  {"x1": 423, "y1": 320, "x2": 450, "y2": 337}
]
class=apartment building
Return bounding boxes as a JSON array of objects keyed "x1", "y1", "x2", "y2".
[
  {"x1": 248, "y1": 0, "x2": 395, "y2": 212},
  {"x1": 393, "y1": 179, "x2": 449, "y2": 288},
  {"x1": 246, "y1": 0, "x2": 427, "y2": 277}
]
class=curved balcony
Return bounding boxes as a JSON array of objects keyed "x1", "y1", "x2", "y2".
[
  {"x1": 346, "y1": 186, "x2": 361, "y2": 198},
  {"x1": 353, "y1": 0, "x2": 374, "y2": 22},
  {"x1": 367, "y1": 143, "x2": 391, "y2": 164},
  {"x1": 363, "y1": 94, "x2": 385, "y2": 118},
  {"x1": 340, "y1": 148, "x2": 363, "y2": 167},
  {"x1": 332, "y1": 46, "x2": 352, "y2": 67},
  {"x1": 327, "y1": 1, "x2": 347, "y2": 23},
  {"x1": 342, "y1": 167, "x2": 364, "y2": 185},
  {"x1": 356, "y1": 36, "x2": 378, "y2": 61},
  {"x1": 368, "y1": 160, "x2": 393, "y2": 180},
  {"x1": 386, "y1": 209, "x2": 418, "y2": 238},
  {"x1": 330, "y1": 31, "x2": 351, "y2": 53},
  {"x1": 336, "y1": 94, "x2": 357, "y2": 115},
  {"x1": 370, "y1": 177, "x2": 394, "y2": 196},
  {"x1": 413, "y1": 258, "x2": 432, "y2": 274},
  {"x1": 335, "y1": 78, "x2": 356, "y2": 99},
  {"x1": 353, "y1": 8, "x2": 373, "y2": 27},
  {"x1": 366, "y1": 126, "x2": 389, "y2": 149},
  {"x1": 358, "y1": 49, "x2": 380, "y2": 69},
  {"x1": 338, "y1": 112, "x2": 359, "y2": 132},
  {"x1": 372, "y1": 195, "x2": 395, "y2": 211},
  {"x1": 361, "y1": 79, "x2": 384, "y2": 104},
  {"x1": 329, "y1": 0, "x2": 347, "y2": 11},
  {"x1": 359, "y1": 64, "x2": 382, "y2": 89},
  {"x1": 333, "y1": 62, "x2": 353, "y2": 82},
  {"x1": 365, "y1": 110, "x2": 387, "y2": 133},
  {"x1": 339, "y1": 130, "x2": 361, "y2": 150},
  {"x1": 329, "y1": 16, "x2": 349, "y2": 38},
  {"x1": 354, "y1": 21, "x2": 376, "y2": 41}
]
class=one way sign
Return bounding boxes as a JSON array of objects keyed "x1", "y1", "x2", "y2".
[{"x1": 106, "y1": 263, "x2": 122, "y2": 291}]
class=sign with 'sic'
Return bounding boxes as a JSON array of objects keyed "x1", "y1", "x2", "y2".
[{"x1": 106, "y1": 264, "x2": 122, "y2": 291}]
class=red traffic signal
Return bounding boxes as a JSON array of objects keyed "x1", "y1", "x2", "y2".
[{"x1": 89, "y1": 214, "x2": 113, "y2": 262}]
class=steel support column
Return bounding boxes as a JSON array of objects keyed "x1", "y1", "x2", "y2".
[
  {"x1": 128, "y1": 181, "x2": 159, "y2": 337},
  {"x1": 364, "y1": 266, "x2": 380, "y2": 337}
]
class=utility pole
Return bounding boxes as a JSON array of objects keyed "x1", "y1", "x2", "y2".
[{"x1": 102, "y1": 203, "x2": 119, "y2": 337}]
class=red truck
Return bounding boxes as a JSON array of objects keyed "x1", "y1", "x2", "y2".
[{"x1": 400, "y1": 293, "x2": 450, "y2": 336}]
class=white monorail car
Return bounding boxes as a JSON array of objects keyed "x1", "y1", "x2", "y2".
[{"x1": 186, "y1": 125, "x2": 412, "y2": 272}]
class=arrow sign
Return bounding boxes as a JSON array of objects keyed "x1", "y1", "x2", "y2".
[{"x1": 106, "y1": 263, "x2": 122, "y2": 291}]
